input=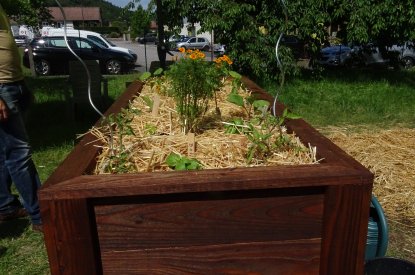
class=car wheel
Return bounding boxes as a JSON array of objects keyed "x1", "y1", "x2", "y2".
[
  {"x1": 35, "y1": 59, "x2": 51, "y2": 76},
  {"x1": 202, "y1": 45, "x2": 210, "y2": 51},
  {"x1": 106, "y1": 59, "x2": 122, "y2": 74},
  {"x1": 402, "y1": 56, "x2": 414, "y2": 69}
]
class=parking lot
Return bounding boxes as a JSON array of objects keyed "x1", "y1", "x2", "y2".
[{"x1": 110, "y1": 39, "x2": 218, "y2": 73}]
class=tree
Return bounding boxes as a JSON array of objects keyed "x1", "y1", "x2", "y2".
[
  {"x1": 2, "y1": 0, "x2": 50, "y2": 27},
  {"x1": 153, "y1": 0, "x2": 415, "y2": 81},
  {"x1": 120, "y1": 0, "x2": 153, "y2": 38}
]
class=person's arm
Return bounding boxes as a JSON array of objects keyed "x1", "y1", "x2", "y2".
[{"x1": 0, "y1": 98, "x2": 9, "y2": 121}]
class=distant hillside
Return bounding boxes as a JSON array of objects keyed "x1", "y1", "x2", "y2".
[{"x1": 44, "y1": 0, "x2": 123, "y2": 25}]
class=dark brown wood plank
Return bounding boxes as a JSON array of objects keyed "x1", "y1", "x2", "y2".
[
  {"x1": 101, "y1": 239, "x2": 321, "y2": 275},
  {"x1": 40, "y1": 198, "x2": 102, "y2": 275},
  {"x1": 40, "y1": 164, "x2": 367, "y2": 200},
  {"x1": 95, "y1": 192, "x2": 323, "y2": 250},
  {"x1": 320, "y1": 184, "x2": 373, "y2": 275}
]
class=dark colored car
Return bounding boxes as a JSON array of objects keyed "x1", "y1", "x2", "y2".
[
  {"x1": 23, "y1": 36, "x2": 137, "y2": 75},
  {"x1": 317, "y1": 45, "x2": 353, "y2": 67},
  {"x1": 136, "y1": 33, "x2": 158, "y2": 44}
]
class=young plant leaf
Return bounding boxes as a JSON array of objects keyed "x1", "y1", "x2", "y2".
[
  {"x1": 139, "y1": 72, "x2": 152, "y2": 81},
  {"x1": 227, "y1": 92, "x2": 244, "y2": 107},
  {"x1": 252, "y1": 100, "x2": 270, "y2": 109},
  {"x1": 229, "y1": 70, "x2": 242, "y2": 80},
  {"x1": 166, "y1": 153, "x2": 181, "y2": 168},
  {"x1": 153, "y1": 68, "x2": 164, "y2": 76},
  {"x1": 141, "y1": 95, "x2": 154, "y2": 110}
]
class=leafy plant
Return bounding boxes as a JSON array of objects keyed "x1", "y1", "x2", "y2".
[
  {"x1": 226, "y1": 89, "x2": 301, "y2": 163},
  {"x1": 165, "y1": 152, "x2": 202, "y2": 170},
  {"x1": 105, "y1": 108, "x2": 137, "y2": 173},
  {"x1": 224, "y1": 117, "x2": 247, "y2": 134},
  {"x1": 166, "y1": 48, "x2": 231, "y2": 133}
]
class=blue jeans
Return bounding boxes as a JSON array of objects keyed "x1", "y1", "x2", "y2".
[{"x1": 0, "y1": 81, "x2": 41, "y2": 225}]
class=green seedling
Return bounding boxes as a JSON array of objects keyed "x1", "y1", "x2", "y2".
[
  {"x1": 141, "y1": 95, "x2": 154, "y2": 111},
  {"x1": 106, "y1": 108, "x2": 137, "y2": 173},
  {"x1": 224, "y1": 118, "x2": 247, "y2": 134},
  {"x1": 166, "y1": 152, "x2": 202, "y2": 171},
  {"x1": 226, "y1": 89, "x2": 301, "y2": 163},
  {"x1": 139, "y1": 72, "x2": 152, "y2": 81},
  {"x1": 144, "y1": 123, "x2": 157, "y2": 135}
]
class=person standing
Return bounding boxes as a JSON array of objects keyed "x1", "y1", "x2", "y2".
[{"x1": 0, "y1": 4, "x2": 42, "y2": 232}]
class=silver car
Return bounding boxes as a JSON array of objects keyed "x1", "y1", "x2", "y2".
[
  {"x1": 391, "y1": 42, "x2": 415, "y2": 69},
  {"x1": 176, "y1": 37, "x2": 210, "y2": 51}
]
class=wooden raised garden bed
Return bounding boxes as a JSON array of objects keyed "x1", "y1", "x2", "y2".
[{"x1": 39, "y1": 78, "x2": 373, "y2": 275}]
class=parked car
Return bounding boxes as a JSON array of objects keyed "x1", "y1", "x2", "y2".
[
  {"x1": 213, "y1": 44, "x2": 226, "y2": 55},
  {"x1": 14, "y1": 35, "x2": 29, "y2": 47},
  {"x1": 176, "y1": 37, "x2": 210, "y2": 51},
  {"x1": 169, "y1": 34, "x2": 188, "y2": 43},
  {"x1": 390, "y1": 42, "x2": 415, "y2": 69},
  {"x1": 23, "y1": 36, "x2": 137, "y2": 75},
  {"x1": 317, "y1": 44, "x2": 353, "y2": 67},
  {"x1": 350, "y1": 43, "x2": 392, "y2": 67},
  {"x1": 136, "y1": 33, "x2": 158, "y2": 44},
  {"x1": 42, "y1": 27, "x2": 136, "y2": 57}
]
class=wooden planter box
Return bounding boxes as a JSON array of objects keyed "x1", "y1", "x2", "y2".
[{"x1": 39, "y1": 78, "x2": 373, "y2": 275}]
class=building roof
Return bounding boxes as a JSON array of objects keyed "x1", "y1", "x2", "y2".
[{"x1": 48, "y1": 7, "x2": 101, "y2": 22}]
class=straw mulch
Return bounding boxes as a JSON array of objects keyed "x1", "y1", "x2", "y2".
[
  {"x1": 90, "y1": 78, "x2": 318, "y2": 174},
  {"x1": 324, "y1": 126, "x2": 415, "y2": 227}
]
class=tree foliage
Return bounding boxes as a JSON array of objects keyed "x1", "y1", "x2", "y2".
[
  {"x1": 129, "y1": 6, "x2": 151, "y2": 37},
  {"x1": 2, "y1": 0, "x2": 50, "y2": 27},
  {"x1": 159, "y1": 0, "x2": 415, "y2": 81}
]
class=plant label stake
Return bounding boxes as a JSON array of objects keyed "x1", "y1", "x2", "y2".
[
  {"x1": 187, "y1": 133, "x2": 196, "y2": 155},
  {"x1": 152, "y1": 94, "x2": 161, "y2": 116}
]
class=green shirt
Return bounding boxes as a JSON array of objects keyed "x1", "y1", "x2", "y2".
[{"x1": 0, "y1": 4, "x2": 24, "y2": 83}]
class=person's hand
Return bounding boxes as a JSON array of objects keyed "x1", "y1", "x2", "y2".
[{"x1": 0, "y1": 99, "x2": 9, "y2": 122}]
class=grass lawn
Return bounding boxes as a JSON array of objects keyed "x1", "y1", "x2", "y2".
[{"x1": 1, "y1": 66, "x2": 414, "y2": 273}]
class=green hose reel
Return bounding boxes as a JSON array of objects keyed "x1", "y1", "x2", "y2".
[{"x1": 365, "y1": 195, "x2": 389, "y2": 260}]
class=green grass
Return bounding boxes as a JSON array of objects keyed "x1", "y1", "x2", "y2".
[
  {"x1": 263, "y1": 68, "x2": 415, "y2": 128},
  {"x1": 1, "y1": 67, "x2": 415, "y2": 273}
]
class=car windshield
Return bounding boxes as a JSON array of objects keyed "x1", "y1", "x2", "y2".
[
  {"x1": 100, "y1": 34, "x2": 116, "y2": 46},
  {"x1": 87, "y1": 35, "x2": 108, "y2": 48}
]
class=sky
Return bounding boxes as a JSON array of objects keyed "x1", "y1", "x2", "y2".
[{"x1": 106, "y1": 0, "x2": 150, "y2": 9}]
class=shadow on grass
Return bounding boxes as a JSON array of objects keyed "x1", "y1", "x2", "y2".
[
  {"x1": 0, "y1": 219, "x2": 30, "y2": 238},
  {"x1": 24, "y1": 76, "x2": 116, "y2": 151},
  {"x1": 299, "y1": 66, "x2": 415, "y2": 87}
]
